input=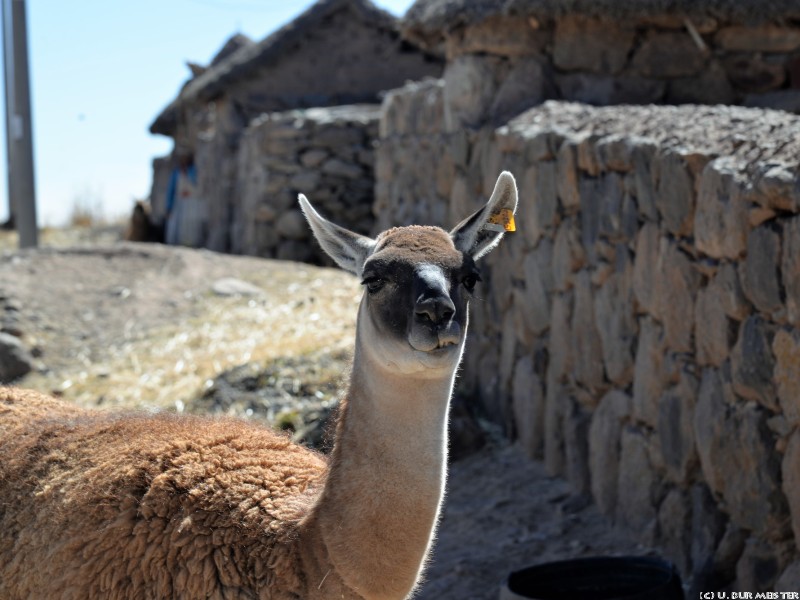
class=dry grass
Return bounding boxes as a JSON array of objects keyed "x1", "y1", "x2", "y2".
[
  {"x1": 0, "y1": 225, "x2": 124, "y2": 252},
  {"x1": 52, "y1": 291, "x2": 355, "y2": 412},
  {"x1": 16, "y1": 254, "x2": 361, "y2": 414}
]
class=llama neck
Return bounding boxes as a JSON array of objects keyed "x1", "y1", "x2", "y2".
[{"x1": 303, "y1": 313, "x2": 458, "y2": 599}]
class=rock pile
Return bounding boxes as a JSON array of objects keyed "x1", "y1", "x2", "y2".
[{"x1": 0, "y1": 294, "x2": 35, "y2": 383}]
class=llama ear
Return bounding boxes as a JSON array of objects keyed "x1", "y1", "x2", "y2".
[
  {"x1": 450, "y1": 171, "x2": 518, "y2": 260},
  {"x1": 299, "y1": 194, "x2": 376, "y2": 276}
]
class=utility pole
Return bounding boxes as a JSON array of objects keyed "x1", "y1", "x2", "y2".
[{"x1": 2, "y1": 0, "x2": 37, "y2": 248}]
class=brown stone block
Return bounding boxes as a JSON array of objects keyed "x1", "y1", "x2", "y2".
[
  {"x1": 555, "y1": 73, "x2": 666, "y2": 105},
  {"x1": 490, "y1": 56, "x2": 555, "y2": 124},
  {"x1": 715, "y1": 25, "x2": 800, "y2": 53},
  {"x1": 548, "y1": 290, "x2": 574, "y2": 381},
  {"x1": 731, "y1": 315, "x2": 778, "y2": 412},
  {"x1": 695, "y1": 367, "x2": 789, "y2": 539},
  {"x1": 667, "y1": 60, "x2": 736, "y2": 105},
  {"x1": 512, "y1": 355, "x2": 544, "y2": 459},
  {"x1": 632, "y1": 316, "x2": 665, "y2": 427},
  {"x1": 654, "y1": 151, "x2": 695, "y2": 238},
  {"x1": 596, "y1": 134, "x2": 635, "y2": 173},
  {"x1": 632, "y1": 222, "x2": 659, "y2": 315},
  {"x1": 442, "y1": 55, "x2": 498, "y2": 131},
  {"x1": 723, "y1": 54, "x2": 787, "y2": 93},
  {"x1": 553, "y1": 15, "x2": 634, "y2": 75},
  {"x1": 658, "y1": 368, "x2": 699, "y2": 486},
  {"x1": 446, "y1": 16, "x2": 550, "y2": 59},
  {"x1": 695, "y1": 264, "x2": 747, "y2": 368},
  {"x1": 552, "y1": 217, "x2": 584, "y2": 292},
  {"x1": 520, "y1": 161, "x2": 559, "y2": 247},
  {"x1": 543, "y1": 368, "x2": 566, "y2": 477},
  {"x1": 655, "y1": 239, "x2": 701, "y2": 353},
  {"x1": 615, "y1": 427, "x2": 658, "y2": 541},
  {"x1": 594, "y1": 254, "x2": 636, "y2": 386},
  {"x1": 772, "y1": 329, "x2": 800, "y2": 427},
  {"x1": 571, "y1": 271, "x2": 605, "y2": 392},
  {"x1": 631, "y1": 141, "x2": 659, "y2": 222},
  {"x1": 632, "y1": 31, "x2": 708, "y2": 78},
  {"x1": 519, "y1": 245, "x2": 553, "y2": 337},
  {"x1": 753, "y1": 165, "x2": 800, "y2": 213},
  {"x1": 555, "y1": 141, "x2": 580, "y2": 212},
  {"x1": 694, "y1": 158, "x2": 750, "y2": 260},
  {"x1": 740, "y1": 225, "x2": 783, "y2": 316},
  {"x1": 783, "y1": 216, "x2": 800, "y2": 326},
  {"x1": 588, "y1": 390, "x2": 631, "y2": 515}
]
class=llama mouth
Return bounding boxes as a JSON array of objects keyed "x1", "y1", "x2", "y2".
[
  {"x1": 419, "y1": 340, "x2": 460, "y2": 356},
  {"x1": 408, "y1": 325, "x2": 462, "y2": 354},
  {"x1": 409, "y1": 335, "x2": 460, "y2": 353}
]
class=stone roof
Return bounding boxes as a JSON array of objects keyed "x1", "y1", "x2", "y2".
[
  {"x1": 403, "y1": 0, "x2": 800, "y2": 50},
  {"x1": 150, "y1": 0, "x2": 397, "y2": 136}
]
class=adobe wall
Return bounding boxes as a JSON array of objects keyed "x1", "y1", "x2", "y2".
[
  {"x1": 432, "y1": 16, "x2": 800, "y2": 130},
  {"x1": 234, "y1": 104, "x2": 379, "y2": 263},
  {"x1": 377, "y1": 79, "x2": 800, "y2": 591}
]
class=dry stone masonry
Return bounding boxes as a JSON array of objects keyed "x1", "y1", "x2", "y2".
[
  {"x1": 403, "y1": 5, "x2": 800, "y2": 125},
  {"x1": 235, "y1": 105, "x2": 379, "y2": 264},
  {"x1": 376, "y1": 78, "x2": 800, "y2": 591}
]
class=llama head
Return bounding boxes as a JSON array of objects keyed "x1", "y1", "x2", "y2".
[{"x1": 299, "y1": 172, "x2": 518, "y2": 377}]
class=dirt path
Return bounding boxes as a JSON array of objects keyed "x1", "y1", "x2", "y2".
[{"x1": 0, "y1": 236, "x2": 650, "y2": 599}]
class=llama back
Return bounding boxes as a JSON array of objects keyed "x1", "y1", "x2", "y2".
[{"x1": 0, "y1": 387, "x2": 327, "y2": 599}]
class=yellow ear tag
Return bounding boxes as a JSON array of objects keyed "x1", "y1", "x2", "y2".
[{"x1": 485, "y1": 208, "x2": 516, "y2": 233}]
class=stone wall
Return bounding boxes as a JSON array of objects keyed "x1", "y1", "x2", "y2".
[
  {"x1": 376, "y1": 80, "x2": 800, "y2": 591},
  {"x1": 148, "y1": 154, "x2": 174, "y2": 226},
  {"x1": 235, "y1": 104, "x2": 379, "y2": 263},
  {"x1": 415, "y1": 16, "x2": 800, "y2": 132}
]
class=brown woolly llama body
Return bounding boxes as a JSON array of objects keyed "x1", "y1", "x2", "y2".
[
  {"x1": 0, "y1": 387, "x2": 325, "y2": 599},
  {"x1": 0, "y1": 173, "x2": 518, "y2": 600}
]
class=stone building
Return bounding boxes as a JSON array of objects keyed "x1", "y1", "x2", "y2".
[
  {"x1": 370, "y1": 0, "x2": 800, "y2": 592},
  {"x1": 148, "y1": 0, "x2": 441, "y2": 252},
  {"x1": 401, "y1": 0, "x2": 800, "y2": 130}
]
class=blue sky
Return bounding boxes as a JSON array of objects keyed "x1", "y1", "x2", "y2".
[{"x1": 0, "y1": 0, "x2": 414, "y2": 226}]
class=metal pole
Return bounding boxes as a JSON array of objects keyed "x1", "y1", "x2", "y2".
[
  {"x1": 2, "y1": 0, "x2": 16, "y2": 230},
  {"x1": 3, "y1": 0, "x2": 37, "y2": 248}
]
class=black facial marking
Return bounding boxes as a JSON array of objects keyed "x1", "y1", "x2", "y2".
[{"x1": 360, "y1": 226, "x2": 482, "y2": 347}]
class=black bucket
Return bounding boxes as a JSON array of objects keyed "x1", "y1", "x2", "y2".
[{"x1": 500, "y1": 556, "x2": 684, "y2": 600}]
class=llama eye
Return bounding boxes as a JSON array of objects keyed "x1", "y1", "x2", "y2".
[
  {"x1": 361, "y1": 277, "x2": 384, "y2": 294},
  {"x1": 462, "y1": 273, "x2": 481, "y2": 292}
]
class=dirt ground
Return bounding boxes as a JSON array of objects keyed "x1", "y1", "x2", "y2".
[{"x1": 0, "y1": 232, "x2": 654, "y2": 599}]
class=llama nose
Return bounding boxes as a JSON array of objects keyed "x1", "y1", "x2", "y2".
[{"x1": 415, "y1": 295, "x2": 455, "y2": 325}]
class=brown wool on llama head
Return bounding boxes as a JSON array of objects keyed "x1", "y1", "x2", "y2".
[{"x1": 0, "y1": 172, "x2": 518, "y2": 600}]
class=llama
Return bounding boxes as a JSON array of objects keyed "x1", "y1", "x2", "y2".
[{"x1": 0, "y1": 172, "x2": 518, "y2": 600}]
